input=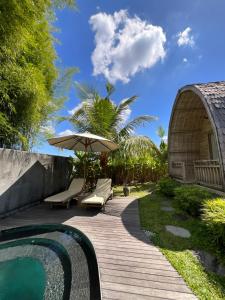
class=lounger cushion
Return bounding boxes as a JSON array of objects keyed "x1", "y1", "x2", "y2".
[
  {"x1": 81, "y1": 195, "x2": 104, "y2": 206},
  {"x1": 44, "y1": 178, "x2": 84, "y2": 204},
  {"x1": 44, "y1": 191, "x2": 74, "y2": 203},
  {"x1": 81, "y1": 178, "x2": 112, "y2": 206},
  {"x1": 68, "y1": 178, "x2": 84, "y2": 194}
]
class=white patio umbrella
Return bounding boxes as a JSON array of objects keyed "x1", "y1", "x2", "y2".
[{"x1": 48, "y1": 132, "x2": 119, "y2": 179}]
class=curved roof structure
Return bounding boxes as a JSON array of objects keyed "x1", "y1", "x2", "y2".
[{"x1": 168, "y1": 81, "x2": 225, "y2": 190}]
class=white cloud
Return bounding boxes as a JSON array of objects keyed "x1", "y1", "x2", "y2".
[
  {"x1": 58, "y1": 129, "x2": 75, "y2": 137},
  {"x1": 183, "y1": 57, "x2": 188, "y2": 63},
  {"x1": 68, "y1": 103, "x2": 83, "y2": 115},
  {"x1": 177, "y1": 27, "x2": 195, "y2": 47},
  {"x1": 89, "y1": 10, "x2": 166, "y2": 83},
  {"x1": 40, "y1": 121, "x2": 55, "y2": 135}
]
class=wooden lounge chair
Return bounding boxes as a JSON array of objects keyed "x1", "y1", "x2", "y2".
[
  {"x1": 44, "y1": 178, "x2": 84, "y2": 208},
  {"x1": 81, "y1": 178, "x2": 113, "y2": 209}
]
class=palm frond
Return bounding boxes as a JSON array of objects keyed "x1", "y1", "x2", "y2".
[
  {"x1": 74, "y1": 82, "x2": 97, "y2": 101},
  {"x1": 54, "y1": 67, "x2": 78, "y2": 98},
  {"x1": 123, "y1": 136, "x2": 160, "y2": 157},
  {"x1": 105, "y1": 82, "x2": 115, "y2": 97},
  {"x1": 119, "y1": 115, "x2": 157, "y2": 138},
  {"x1": 116, "y1": 96, "x2": 138, "y2": 114},
  {"x1": 157, "y1": 126, "x2": 165, "y2": 139},
  {"x1": 71, "y1": 119, "x2": 89, "y2": 132}
]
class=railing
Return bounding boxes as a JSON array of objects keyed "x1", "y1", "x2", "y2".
[
  {"x1": 171, "y1": 161, "x2": 185, "y2": 180},
  {"x1": 171, "y1": 161, "x2": 195, "y2": 182},
  {"x1": 194, "y1": 160, "x2": 223, "y2": 189}
]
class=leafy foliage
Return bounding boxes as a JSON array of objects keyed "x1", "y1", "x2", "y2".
[
  {"x1": 70, "y1": 83, "x2": 164, "y2": 182},
  {"x1": 0, "y1": 0, "x2": 76, "y2": 150},
  {"x1": 174, "y1": 185, "x2": 213, "y2": 217},
  {"x1": 72, "y1": 152, "x2": 101, "y2": 187},
  {"x1": 157, "y1": 177, "x2": 180, "y2": 196},
  {"x1": 70, "y1": 83, "x2": 156, "y2": 140},
  {"x1": 202, "y1": 199, "x2": 225, "y2": 249},
  {"x1": 110, "y1": 135, "x2": 166, "y2": 184}
]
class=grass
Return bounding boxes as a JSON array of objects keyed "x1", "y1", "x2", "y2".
[{"x1": 137, "y1": 187, "x2": 225, "y2": 300}]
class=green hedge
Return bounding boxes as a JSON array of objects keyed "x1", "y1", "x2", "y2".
[
  {"x1": 157, "y1": 177, "x2": 179, "y2": 197},
  {"x1": 202, "y1": 198, "x2": 225, "y2": 249},
  {"x1": 174, "y1": 185, "x2": 212, "y2": 217}
]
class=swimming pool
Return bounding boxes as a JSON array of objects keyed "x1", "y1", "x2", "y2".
[{"x1": 0, "y1": 224, "x2": 101, "y2": 300}]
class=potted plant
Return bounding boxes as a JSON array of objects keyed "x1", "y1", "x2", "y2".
[
  {"x1": 123, "y1": 165, "x2": 130, "y2": 196},
  {"x1": 123, "y1": 184, "x2": 130, "y2": 196}
]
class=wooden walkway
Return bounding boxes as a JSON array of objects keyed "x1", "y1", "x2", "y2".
[{"x1": 0, "y1": 196, "x2": 197, "y2": 299}]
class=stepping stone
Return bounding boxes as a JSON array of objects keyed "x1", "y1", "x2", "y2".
[
  {"x1": 165, "y1": 225, "x2": 191, "y2": 238},
  {"x1": 162, "y1": 200, "x2": 171, "y2": 206},
  {"x1": 161, "y1": 206, "x2": 174, "y2": 212}
]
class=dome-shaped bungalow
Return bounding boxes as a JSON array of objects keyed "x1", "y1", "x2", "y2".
[{"x1": 168, "y1": 81, "x2": 225, "y2": 191}]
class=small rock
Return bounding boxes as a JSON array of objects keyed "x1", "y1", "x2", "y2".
[
  {"x1": 217, "y1": 264, "x2": 225, "y2": 276},
  {"x1": 165, "y1": 225, "x2": 191, "y2": 238},
  {"x1": 161, "y1": 206, "x2": 174, "y2": 212},
  {"x1": 143, "y1": 229, "x2": 155, "y2": 239},
  {"x1": 192, "y1": 250, "x2": 225, "y2": 276}
]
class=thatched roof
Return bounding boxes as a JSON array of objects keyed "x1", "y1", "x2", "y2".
[{"x1": 180, "y1": 81, "x2": 225, "y2": 158}]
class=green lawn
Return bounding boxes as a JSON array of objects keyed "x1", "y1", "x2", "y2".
[{"x1": 123, "y1": 183, "x2": 225, "y2": 300}]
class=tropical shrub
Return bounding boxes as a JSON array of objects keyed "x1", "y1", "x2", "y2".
[
  {"x1": 174, "y1": 185, "x2": 212, "y2": 217},
  {"x1": 157, "y1": 177, "x2": 179, "y2": 197},
  {"x1": 72, "y1": 152, "x2": 101, "y2": 186},
  {"x1": 202, "y1": 198, "x2": 225, "y2": 249}
]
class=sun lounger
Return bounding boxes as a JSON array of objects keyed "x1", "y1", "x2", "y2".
[
  {"x1": 44, "y1": 178, "x2": 84, "y2": 208},
  {"x1": 81, "y1": 178, "x2": 112, "y2": 209}
]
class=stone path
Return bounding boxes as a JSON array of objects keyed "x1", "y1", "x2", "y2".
[{"x1": 0, "y1": 196, "x2": 196, "y2": 299}]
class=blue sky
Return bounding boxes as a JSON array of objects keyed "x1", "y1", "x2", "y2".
[{"x1": 37, "y1": 0, "x2": 225, "y2": 156}]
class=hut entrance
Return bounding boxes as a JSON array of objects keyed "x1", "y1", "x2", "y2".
[{"x1": 169, "y1": 90, "x2": 223, "y2": 189}]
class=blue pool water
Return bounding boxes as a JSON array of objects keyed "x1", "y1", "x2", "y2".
[{"x1": 0, "y1": 257, "x2": 46, "y2": 300}]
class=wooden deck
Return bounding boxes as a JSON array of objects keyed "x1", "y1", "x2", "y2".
[{"x1": 0, "y1": 196, "x2": 197, "y2": 299}]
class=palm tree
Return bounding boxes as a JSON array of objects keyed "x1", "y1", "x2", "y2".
[
  {"x1": 70, "y1": 82, "x2": 157, "y2": 177},
  {"x1": 70, "y1": 82, "x2": 156, "y2": 140}
]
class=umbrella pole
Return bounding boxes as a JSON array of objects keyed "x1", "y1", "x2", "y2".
[
  {"x1": 84, "y1": 142, "x2": 87, "y2": 182},
  {"x1": 84, "y1": 152, "x2": 86, "y2": 181}
]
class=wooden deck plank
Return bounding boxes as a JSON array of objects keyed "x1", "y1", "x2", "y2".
[
  {"x1": 101, "y1": 274, "x2": 191, "y2": 293},
  {"x1": 99, "y1": 262, "x2": 182, "y2": 278},
  {"x1": 102, "y1": 289, "x2": 170, "y2": 300},
  {"x1": 102, "y1": 282, "x2": 196, "y2": 300},
  {"x1": 0, "y1": 196, "x2": 197, "y2": 299},
  {"x1": 100, "y1": 268, "x2": 186, "y2": 285}
]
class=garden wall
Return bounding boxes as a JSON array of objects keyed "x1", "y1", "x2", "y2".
[{"x1": 0, "y1": 148, "x2": 72, "y2": 217}]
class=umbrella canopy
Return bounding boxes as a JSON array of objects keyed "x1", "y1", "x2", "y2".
[{"x1": 48, "y1": 132, "x2": 119, "y2": 152}]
